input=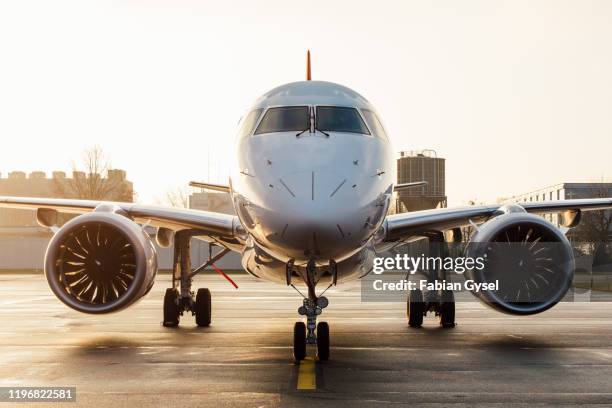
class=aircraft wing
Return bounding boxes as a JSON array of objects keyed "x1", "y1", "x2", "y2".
[
  {"x1": 384, "y1": 198, "x2": 612, "y2": 241},
  {"x1": 393, "y1": 181, "x2": 427, "y2": 192},
  {"x1": 189, "y1": 181, "x2": 231, "y2": 193},
  {"x1": 0, "y1": 196, "x2": 243, "y2": 244}
]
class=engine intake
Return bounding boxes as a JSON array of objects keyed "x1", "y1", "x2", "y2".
[
  {"x1": 44, "y1": 212, "x2": 158, "y2": 314},
  {"x1": 465, "y1": 212, "x2": 574, "y2": 315}
]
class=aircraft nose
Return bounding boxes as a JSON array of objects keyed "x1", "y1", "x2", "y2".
[
  {"x1": 251, "y1": 168, "x2": 388, "y2": 261},
  {"x1": 237, "y1": 132, "x2": 392, "y2": 262},
  {"x1": 278, "y1": 170, "x2": 347, "y2": 204},
  {"x1": 272, "y1": 170, "x2": 359, "y2": 259}
]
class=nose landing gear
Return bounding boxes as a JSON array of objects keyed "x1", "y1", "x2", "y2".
[
  {"x1": 294, "y1": 295, "x2": 330, "y2": 361},
  {"x1": 290, "y1": 259, "x2": 334, "y2": 361}
]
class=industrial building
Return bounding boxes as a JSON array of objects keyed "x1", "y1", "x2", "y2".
[
  {"x1": 395, "y1": 150, "x2": 447, "y2": 213},
  {"x1": 510, "y1": 182, "x2": 612, "y2": 203},
  {"x1": 508, "y1": 182, "x2": 612, "y2": 243}
]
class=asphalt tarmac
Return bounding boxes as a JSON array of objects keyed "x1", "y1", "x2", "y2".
[{"x1": 1, "y1": 274, "x2": 612, "y2": 407}]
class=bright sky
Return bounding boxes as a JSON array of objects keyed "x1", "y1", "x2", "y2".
[{"x1": 1, "y1": 1, "x2": 611, "y2": 206}]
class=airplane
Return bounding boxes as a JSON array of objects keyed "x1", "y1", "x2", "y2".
[{"x1": 1, "y1": 51, "x2": 611, "y2": 361}]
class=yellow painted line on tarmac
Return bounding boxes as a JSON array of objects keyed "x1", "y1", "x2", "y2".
[{"x1": 296, "y1": 357, "x2": 316, "y2": 390}]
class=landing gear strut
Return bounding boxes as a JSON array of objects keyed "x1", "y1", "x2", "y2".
[
  {"x1": 290, "y1": 259, "x2": 334, "y2": 361},
  {"x1": 162, "y1": 230, "x2": 216, "y2": 328},
  {"x1": 406, "y1": 231, "x2": 456, "y2": 328}
]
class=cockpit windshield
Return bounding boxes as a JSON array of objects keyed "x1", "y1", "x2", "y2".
[
  {"x1": 251, "y1": 105, "x2": 372, "y2": 136},
  {"x1": 360, "y1": 109, "x2": 388, "y2": 140},
  {"x1": 316, "y1": 106, "x2": 370, "y2": 135},
  {"x1": 254, "y1": 106, "x2": 309, "y2": 135},
  {"x1": 238, "y1": 108, "x2": 263, "y2": 138}
]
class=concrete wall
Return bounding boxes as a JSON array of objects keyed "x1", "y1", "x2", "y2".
[
  {"x1": 0, "y1": 170, "x2": 133, "y2": 227},
  {"x1": 0, "y1": 226, "x2": 243, "y2": 271},
  {"x1": 0, "y1": 228, "x2": 50, "y2": 270}
]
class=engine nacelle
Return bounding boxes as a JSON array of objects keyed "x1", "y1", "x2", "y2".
[
  {"x1": 44, "y1": 211, "x2": 158, "y2": 314},
  {"x1": 465, "y1": 211, "x2": 574, "y2": 315}
]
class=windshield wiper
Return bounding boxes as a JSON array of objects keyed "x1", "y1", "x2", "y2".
[
  {"x1": 315, "y1": 128, "x2": 330, "y2": 137},
  {"x1": 295, "y1": 127, "x2": 310, "y2": 138},
  {"x1": 295, "y1": 127, "x2": 330, "y2": 138},
  {"x1": 296, "y1": 107, "x2": 330, "y2": 137}
]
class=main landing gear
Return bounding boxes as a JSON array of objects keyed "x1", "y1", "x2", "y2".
[
  {"x1": 163, "y1": 230, "x2": 226, "y2": 328},
  {"x1": 406, "y1": 231, "x2": 456, "y2": 329},
  {"x1": 407, "y1": 288, "x2": 455, "y2": 328},
  {"x1": 290, "y1": 259, "x2": 335, "y2": 361}
]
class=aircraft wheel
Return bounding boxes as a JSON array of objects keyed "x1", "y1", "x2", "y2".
[
  {"x1": 407, "y1": 289, "x2": 425, "y2": 328},
  {"x1": 293, "y1": 322, "x2": 306, "y2": 361},
  {"x1": 195, "y1": 288, "x2": 212, "y2": 327},
  {"x1": 163, "y1": 288, "x2": 180, "y2": 327},
  {"x1": 439, "y1": 290, "x2": 456, "y2": 328},
  {"x1": 317, "y1": 321, "x2": 330, "y2": 361}
]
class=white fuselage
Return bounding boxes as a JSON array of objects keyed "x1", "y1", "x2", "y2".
[{"x1": 229, "y1": 81, "x2": 394, "y2": 284}]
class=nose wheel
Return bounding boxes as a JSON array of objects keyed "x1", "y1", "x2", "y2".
[
  {"x1": 293, "y1": 296, "x2": 330, "y2": 361},
  {"x1": 293, "y1": 320, "x2": 330, "y2": 361},
  {"x1": 316, "y1": 321, "x2": 330, "y2": 361},
  {"x1": 293, "y1": 322, "x2": 307, "y2": 361}
]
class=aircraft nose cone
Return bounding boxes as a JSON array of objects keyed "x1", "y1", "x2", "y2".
[
  {"x1": 236, "y1": 132, "x2": 393, "y2": 262},
  {"x1": 278, "y1": 170, "x2": 349, "y2": 205},
  {"x1": 247, "y1": 168, "x2": 386, "y2": 262},
  {"x1": 273, "y1": 171, "x2": 356, "y2": 259}
]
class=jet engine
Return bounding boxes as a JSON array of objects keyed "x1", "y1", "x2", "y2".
[
  {"x1": 44, "y1": 211, "x2": 158, "y2": 314},
  {"x1": 465, "y1": 209, "x2": 574, "y2": 315}
]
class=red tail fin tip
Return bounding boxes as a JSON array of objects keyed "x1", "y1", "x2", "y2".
[{"x1": 306, "y1": 50, "x2": 311, "y2": 81}]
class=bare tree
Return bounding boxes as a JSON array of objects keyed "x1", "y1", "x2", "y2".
[
  {"x1": 162, "y1": 187, "x2": 190, "y2": 208},
  {"x1": 54, "y1": 146, "x2": 133, "y2": 201}
]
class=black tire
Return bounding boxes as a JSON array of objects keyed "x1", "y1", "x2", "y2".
[
  {"x1": 439, "y1": 290, "x2": 456, "y2": 328},
  {"x1": 407, "y1": 289, "x2": 425, "y2": 328},
  {"x1": 293, "y1": 322, "x2": 306, "y2": 361},
  {"x1": 195, "y1": 288, "x2": 212, "y2": 327},
  {"x1": 163, "y1": 288, "x2": 180, "y2": 327},
  {"x1": 317, "y1": 321, "x2": 330, "y2": 361}
]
